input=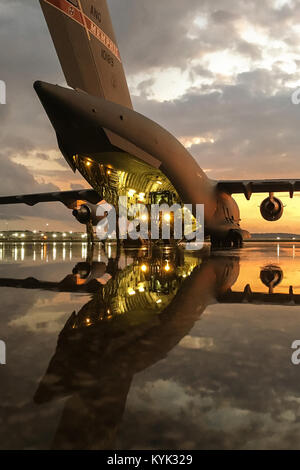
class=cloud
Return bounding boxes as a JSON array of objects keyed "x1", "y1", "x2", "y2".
[
  {"x1": 119, "y1": 302, "x2": 300, "y2": 449},
  {"x1": 133, "y1": 69, "x2": 300, "y2": 180},
  {"x1": 0, "y1": 154, "x2": 78, "y2": 223}
]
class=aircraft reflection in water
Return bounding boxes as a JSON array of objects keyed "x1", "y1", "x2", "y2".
[{"x1": 0, "y1": 243, "x2": 299, "y2": 449}]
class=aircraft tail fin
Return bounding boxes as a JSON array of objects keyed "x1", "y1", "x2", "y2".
[{"x1": 40, "y1": 0, "x2": 132, "y2": 108}]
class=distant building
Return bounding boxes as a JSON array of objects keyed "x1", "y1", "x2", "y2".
[{"x1": 0, "y1": 231, "x2": 88, "y2": 242}]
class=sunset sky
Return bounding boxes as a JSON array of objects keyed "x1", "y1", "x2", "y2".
[{"x1": 1, "y1": 0, "x2": 300, "y2": 232}]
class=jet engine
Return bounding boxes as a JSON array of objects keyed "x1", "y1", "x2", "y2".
[
  {"x1": 260, "y1": 195, "x2": 283, "y2": 221},
  {"x1": 260, "y1": 264, "x2": 283, "y2": 289},
  {"x1": 72, "y1": 203, "x2": 102, "y2": 226}
]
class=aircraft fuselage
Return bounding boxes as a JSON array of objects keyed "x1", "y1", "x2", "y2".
[{"x1": 34, "y1": 81, "x2": 250, "y2": 246}]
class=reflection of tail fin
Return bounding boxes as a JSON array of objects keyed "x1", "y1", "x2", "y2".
[{"x1": 40, "y1": 0, "x2": 132, "y2": 108}]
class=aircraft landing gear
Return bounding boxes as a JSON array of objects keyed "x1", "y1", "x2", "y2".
[
  {"x1": 86, "y1": 220, "x2": 94, "y2": 244},
  {"x1": 211, "y1": 230, "x2": 243, "y2": 249},
  {"x1": 226, "y1": 230, "x2": 243, "y2": 248}
]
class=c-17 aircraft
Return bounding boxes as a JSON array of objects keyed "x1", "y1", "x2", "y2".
[{"x1": 0, "y1": 0, "x2": 298, "y2": 247}]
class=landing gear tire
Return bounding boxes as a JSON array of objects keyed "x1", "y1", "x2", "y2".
[
  {"x1": 211, "y1": 231, "x2": 243, "y2": 249},
  {"x1": 226, "y1": 231, "x2": 243, "y2": 248}
]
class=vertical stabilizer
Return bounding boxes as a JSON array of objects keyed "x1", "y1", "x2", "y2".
[{"x1": 40, "y1": 0, "x2": 132, "y2": 108}]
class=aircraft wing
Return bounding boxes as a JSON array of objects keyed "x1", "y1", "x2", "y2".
[
  {"x1": 217, "y1": 179, "x2": 300, "y2": 200},
  {"x1": 0, "y1": 276, "x2": 101, "y2": 293},
  {"x1": 0, "y1": 189, "x2": 101, "y2": 208},
  {"x1": 218, "y1": 287, "x2": 300, "y2": 305}
]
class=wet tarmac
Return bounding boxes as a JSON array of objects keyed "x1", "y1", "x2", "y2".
[{"x1": 0, "y1": 241, "x2": 300, "y2": 449}]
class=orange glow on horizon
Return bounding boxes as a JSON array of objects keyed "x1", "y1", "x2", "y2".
[{"x1": 233, "y1": 243, "x2": 300, "y2": 294}]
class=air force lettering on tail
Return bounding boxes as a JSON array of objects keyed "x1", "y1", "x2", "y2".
[
  {"x1": 0, "y1": 0, "x2": 299, "y2": 248},
  {"x1": 101, "y1": 49, "x2": 114, "y2": 67},
  {"x1": 91, "y1": 4, "x2": 102, "y2": 24}
]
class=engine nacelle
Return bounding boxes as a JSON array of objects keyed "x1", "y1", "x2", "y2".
[
  {"x1": 260, "y1": 264, "x2": 283, "y2": 289},
  {"x1": 260, "y1": 196, "x2": 283, "y2": 221},
  {"x1": 72, "y1": 261, "x2": 107, "y2": 280},
  {"x1": 72, "y1": 203, "x2": 103, "y2": 226}
]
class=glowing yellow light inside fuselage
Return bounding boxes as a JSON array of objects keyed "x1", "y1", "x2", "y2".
[
  {"x1": 164, "y1": 261, "x2": 171, "y2": 272},
  {"x1": 128, "y1": 189, "x2": 136, "y2": 197}
]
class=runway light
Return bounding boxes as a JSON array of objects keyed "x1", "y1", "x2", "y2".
[{"x1": 141, "y1": 264, "x2": 148, "y2": 273}]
